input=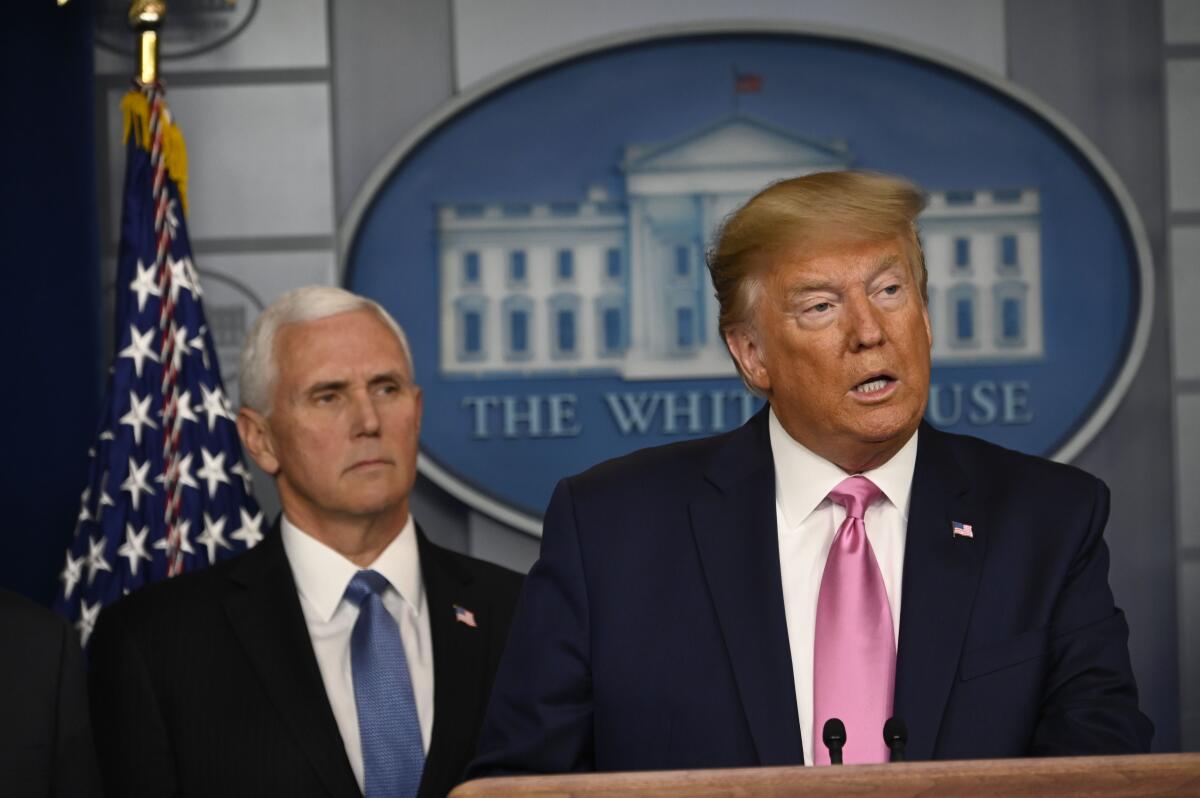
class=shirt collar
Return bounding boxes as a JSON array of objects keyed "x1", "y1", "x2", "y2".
[
  {"x1": 769, "y1": 407, "x2": 919, "y2": 529},
  {"x1": 281, "y1": 513, "x2": 424, "y2": 623}
]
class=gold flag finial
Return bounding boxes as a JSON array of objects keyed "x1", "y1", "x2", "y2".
[{"x1": 129, "y1": 0, "x2": 167, "y2": 85}]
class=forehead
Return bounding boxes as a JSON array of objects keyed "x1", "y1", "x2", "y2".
[
  {"x1": 274, "y1": 309, "x2": 411, "y2": 385},
  {"x1": 766, "y1": 236, "x2": 911, "y2": 290}
]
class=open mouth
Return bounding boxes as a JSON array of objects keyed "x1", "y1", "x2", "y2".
[{"x1": 853, "y1": 375, "x2": 895, "y2": 395}]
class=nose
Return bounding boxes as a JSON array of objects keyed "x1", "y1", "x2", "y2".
[
  {"x1": 350, "y1": 389, "x2": 382, "y2": 436},
  {"x1": 844, "y1": 290, "x2": 885, "y2": 351}
]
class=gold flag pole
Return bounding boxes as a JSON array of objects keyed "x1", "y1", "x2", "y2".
[{"x1": 129, "y1": 0, "x2": 166, "y2": 86}]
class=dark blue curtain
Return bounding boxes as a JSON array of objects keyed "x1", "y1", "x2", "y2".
[{"x1": 0, "y1": 0, "x2": 101, "y2": 605}]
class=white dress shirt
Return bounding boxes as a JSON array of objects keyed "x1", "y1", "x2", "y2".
[
  {"x1": 769, "y1": 409, "x2": 918, "y2": 766},
  {"x1": 281, "y1": 515, "x2": 434, "y2": 793}
]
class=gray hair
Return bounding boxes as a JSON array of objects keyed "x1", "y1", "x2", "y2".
[{"x1": 238, "y1": 285, "x2": 414, "y2": 413}]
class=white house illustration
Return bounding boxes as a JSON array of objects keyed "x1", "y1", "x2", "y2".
[{"x1": 437, "y1": 115, "x2": 1043, "y2": 379}]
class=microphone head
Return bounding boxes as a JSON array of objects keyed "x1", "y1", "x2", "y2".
[
  {"x1": 883, "y1": 716, "x2": 908, "y2": 745},
  {"x1": 822, "y1": 717, "x2": 847, "y2": 747}
]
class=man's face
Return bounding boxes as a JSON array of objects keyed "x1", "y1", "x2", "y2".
[
  {"x1": 239, "y1": 309, "x2": 422, "y2": 531},
  {"x1": 727, "y1": 236, "x2": 932, "y2": 472}
]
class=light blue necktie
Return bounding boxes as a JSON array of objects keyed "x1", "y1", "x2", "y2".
[{"x1": 345, "y1": 569, "x2": 424, "y2": 798}]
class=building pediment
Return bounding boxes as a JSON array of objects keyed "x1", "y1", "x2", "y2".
[{"x1": 623, "y1": 115, "x2": 850, "y2": 174}]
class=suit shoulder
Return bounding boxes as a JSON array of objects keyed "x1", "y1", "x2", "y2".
[
  {"x1": 938, "y1": 428, "x2": 1105, "y2": 495},
  {"x1": 96, "y1": 547, "x2": 248, "y2": 629},
  {"x1": 568, "y1": 425, "x2": 741, "y2": 493},
  {"x1": 0, "y1": 589, "x2": 71, "y2": 653},
  {"x1": 426, "y1": 541, "x2": 524, "y2": 595}
]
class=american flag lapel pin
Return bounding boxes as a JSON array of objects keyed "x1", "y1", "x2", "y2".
[
  {"x1": 952, "y1": 520, "x2": 974, "y2": 540},
  {"x1": 454, "y1": 604, "x2": 478, "y2": 628}
]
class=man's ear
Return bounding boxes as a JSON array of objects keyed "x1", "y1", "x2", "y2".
[
  {"x1": 237, "y1": 407, "x2": 280, "y2": 475},
  {"x1": 725, "y1": 325, "x2": 771, "y2": 395}
]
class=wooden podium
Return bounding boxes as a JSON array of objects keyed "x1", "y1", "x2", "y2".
[{"x1": 451, "y1": 753, "x2": 1200, "y2": 797}]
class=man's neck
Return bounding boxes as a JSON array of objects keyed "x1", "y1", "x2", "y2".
[{"x1": 282, "y1": 504, "x2": 411, "y2": 568}]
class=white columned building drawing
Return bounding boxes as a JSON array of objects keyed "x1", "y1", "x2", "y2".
[{"x1": 437, "y1": 115, "x2": 1043, "y2": 379}]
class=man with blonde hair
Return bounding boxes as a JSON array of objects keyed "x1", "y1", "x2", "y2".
[
  {"x1": 90, "y1": 285, "x2": 523, "y2": 798},
  {"x1": 471, "y1": 171, "x2": 1151, "y2": 776}
]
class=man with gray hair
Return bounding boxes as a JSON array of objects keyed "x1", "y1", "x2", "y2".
[{"x1": 89, "y1": 285, "x2": 523, "y2": 798}]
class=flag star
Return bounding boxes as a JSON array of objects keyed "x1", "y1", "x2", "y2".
[
  {"x1": 119, "y1": 390, "x2": 159, "y2": 445},
  {"x1": 171, "y1": 325, "x2": 192, "y2": 372},
  {"x1": 230, "y1": 460, "x2": 253, "y2": 492},
  {"x1": 120, "y1": 457, "x2": 154, "y2": 511},
  {"x1": 174, "y1": 390, "x2": 200, "y2": 427},
  {"x1": 157, "y1": 451, "x2": 201, "y2": 494},
  {"x1": 119, "y1": 324, "x2": 160, "y2": 378},
  {"x1": 196, "y1": 448, "x2": 230, "y2": 497},
  {"x1": 196, "y1": 512, "x2": 231, "y2": 564},
  {"x1": 230, "y1": 508, "x2": 264, "y2": 548},
  {"x1": 87, "y1": 446, "x2": 96, "y2": 457},
  {"x1": 76, "y1": 600, "x2": 102, "y2": 647},
  {"x1": 98, "y1": 471, "x2": 116, "y2": 506},
  {"x1": 164, "y1": 199, "x2": 180, "y2": 239},
  {"x1": 168, "y1": 255, "x2": 199, "y2": 303},
  {"x1": 99, "y1": 429, "x2": 115, "y2": 441},
  {"x1": 76, "y1": 486, "x2": 93, "y2": 525},
  {"x1": 153, "y1": 519, "x2": 195, "y2": 557},
  {"x1": 128, "y1": 259, "x2": 161, "y2": 312},
  {"x1": 117, "y1": 524, "x2": 152, "y2": 577},
  {"x1": 199, "y1": 384, "x2": 233, "y2": 432},
  {"x1": 60, "y1": 550, "x2": 85, "y2": 598},
  {"x1": 86, "y1": 534, "x2": 113, "y2": 586},
  {"x1": 190, "y1": 326, "x2": 211, "y2": 370}
]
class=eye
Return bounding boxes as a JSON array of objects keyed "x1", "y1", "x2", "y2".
[
  {"x1": 313, "y1": 392, "x2": 338, "y2": 405},
  {"x1": 882, "y1": 284, "x2": 901, "y2": 296},
  {"x1": 806, "y1": 301, "x2": 833, "y2": 314}
]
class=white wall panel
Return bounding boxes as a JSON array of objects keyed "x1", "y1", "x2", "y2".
[
  {"x1": 1165, "y1": 0, "x2": 1200, "y2": 45},
  {"x1": 1179, "y1": 393, "x2": 1200, "y2": 550},
  {"x1": 452, "y1": 0, "x2": 1007, "y2": 91},
  {"x1": 104, "y1": 83, "x2": 335, "y2": 242},
  {"x1": 1172, "y1": 227, "x2": 1200, "y2": 381},
  {"x1": 95, "y1": 0, "x2": 329, "y2": 75},
  {"x1": 1167, "y1": 60, "x2": 1200, "y2": 212},
  {"x1": 1182, "y1": 560, "x2": 1200, "y2": 753}
]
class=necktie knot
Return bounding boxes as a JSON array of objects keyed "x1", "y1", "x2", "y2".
[
  {"x1": 828, "y1": 475, "x2": 883, "y2": 520},
  {"x1": 344, "y1": 569, "x2": 390, "y2": 608}
]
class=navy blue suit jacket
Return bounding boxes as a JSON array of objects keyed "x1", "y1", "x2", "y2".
[{"x1": 469, "y1": 410, "x2": 1152, "y2": 775}]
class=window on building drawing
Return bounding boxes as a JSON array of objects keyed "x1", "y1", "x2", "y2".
[
  {"x1": 998, "y1": 234, "x2": 1019, "y2": 273},
  {"x1": 557, "y1": 249, "x2": 574, "y2": 282},
  {"x1": 462, "y1": 251, "x2": 481, "y2": 286},
  {"x1": 454, "y1": 295, "x2": 487, "y2": 362},
  {"x1": 947, "y1": 284, "x2": 978, "y2": 348},
  {"x1": 993, "y1": 281, "x2": 1027, "y2": 348},
  {"x1": 508, "y1": 250, "x2": 527, "y2": 284},
  {"x1": 606, "y1": 247, "x2": 622, "y2": 281},
  {"x1": 548, "y1": 293, "x2": 580, "y2": 359},
  {"x1": 503, "y1": 295, "x2": 533, "y2": 361},
  {"x1": 594, "y1": 295, "x2": 625, "y2": 356}
]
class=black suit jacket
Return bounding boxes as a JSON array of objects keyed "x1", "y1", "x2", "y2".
[
  {"x1": 0, "y1": 589, "x2": 102, "y2": 798},
  {"x1": 469, "y1": 410, "x2": 1152, "y2": 776},
  {"x1": 89, "y1": 523, "x2": 523, "y2": 798}
]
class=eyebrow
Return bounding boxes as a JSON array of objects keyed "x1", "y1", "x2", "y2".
[{"x1": 783, "y1": 253, "x2": 904, "y2": 301}]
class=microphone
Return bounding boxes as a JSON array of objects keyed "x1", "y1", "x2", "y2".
[
  {"x1": 821, "y1": 717, "x2": 846, "y2": 765},
  {"x1": 883, "y1": 716, "x2": 908, "y2": 762}
]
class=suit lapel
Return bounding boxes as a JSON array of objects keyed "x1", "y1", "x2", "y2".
[
  {"x1": 418, "y1": 528, "x2": 489, "y2": 794},
  {"x1": 689, "y1": 410, "x2": 804, "y2": 765},
  {"x1": 893, "y1": 424, "x2": 984, "y2": 761},
  {"x1": 223, "y1": 525, "x2": 362, "y2": 798}
]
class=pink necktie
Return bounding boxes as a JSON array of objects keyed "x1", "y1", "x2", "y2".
[{"x1": 813, "y1": 475, "x2": 895, "y2": 765}]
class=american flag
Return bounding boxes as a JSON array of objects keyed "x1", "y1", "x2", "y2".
[
  {"x1": 53, "y1": 85, "x2": 262, "y2": 646},
  {"x1": 952, "y1": 521, "x2": 974, "y2": 539},
  {"x1": 454, "y1": 604, "x2": 478, "y2": 628}
]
